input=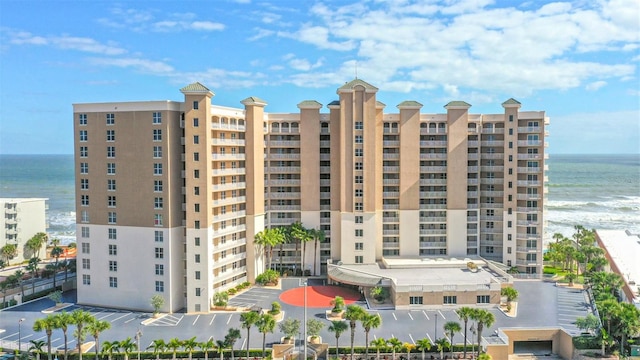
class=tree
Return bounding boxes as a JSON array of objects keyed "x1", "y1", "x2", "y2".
[
  {"x1": 26, "y1": 232, "x2": 47, "y2": 259},
  {"x1": 213, "y1": 291, "x2": 229, "y2": 308},
  {"x1": 257, "y1": 314, "x2": 276, "y2": 358},
  {"x1": 307, "y1": 318, "x2": 324, "y2": 342},
  {"x1": 224, "y1": 328, "x2": 241, "y2": 360},
  {"x1": 50, "y1": 245, "x2": 64, "y2": 288},
  {"x1": 101, "y1": 341, "x2": 118, "y2": 360},
  {"x1": 167, "y1": 338, "x2": 183, "y2": 360},
  {"x1": 415, "y1": 338, "x2": 431, "y2": 360},
  {"x1": 150, "y1": 295, "x2": 164, "y2": 316},
  {"x1": 402, "y1": 343, "x2": 415, "y2": 360},
  {"x1": 1, "y1": 280, "x2": 9, "y2": 308},
  {"x1": 575, "y1": 314, "x2": 600, "y2": 334},
  {"x1": 278, "y1": 318, "x2": 300, "y2": 342},
  {"x1": 14, "y1": 269, "x2": 25, "y2": 301},
  {"x1": 597, "y1": 298, "x2": 621, "y2": 336},
  {"x1": 54, "y1": 311, "x2": 74, "y2": 360},
  {"x1": 501, "y1": 287, "x2": 518, "y2": 303},
  {"x1": 33, "y1": 315, "x2": 57, "y2": 360},
  {"x1": 456, "y1": 307, "x2": 475, "y2": 358},
  {"x1": 330, "y1": 296, "x2": 345, "y2": 313},
  {"x1": 200, "y1": 338, "x2": 215, "y2": 360},
  {"x1": 240, "y1": 311, "x2": 260, "y2": 360},
  {"x1": 362, "y1": 313, "x2": 382, "y2": 357},
  {"x1": 443, "y1": 321, "x2": 461, "y2": 358},
  {"x1": 29, "y1": 339, "x2": 47, "y2": 360},
  {"x1": 386, "y1": 337, "x2": 403, "y2": 360},
  {"x1": 182, "y1": 337, "x2": 199, "y2": 360},
  {"x1": 26, "y1": 257, "x2": 40, "y2": 295},
  {"x1": 471, "y1": 309, "x2": 495, "y2": 358},
  {"x1": 289, "y1": 221, "x2": 311, "y2": 275},
  {"x1": 477, "y1": 353, "x2": 492, "y2": 360},
  {"x1": 371, "y1": 338, "x2": 387, "y2": 360},
  {"x1": 0, "y1": 243, "x2": 18, "y2": 263},
  {"x1": 614, "y1": 302, "x2": 640, "y2": 355},
  {"x1": 119, "y1": 338, "x2": 137, "y2": 360},
  {"x1": 434, "y1": 338, "x2": 450, "y2": 359},
  {"x1": 215, "y1": 340, "x2": 226, "y2": 360},
  {"x1": 309, "y1": 228, "x2": 325, "y2": 275},
  {"x1": 147, "y1": 339, "x2": 166, "y2": 360},
  {"x1": 254, "y1": 227, "x2": 284, "y2": 271},
  {"x1": 328, "y1": 320, "x2": 348, "y2": 358},
  {"x1": 71, "y1": 309, "x2": 96, "y2": 360},
  {"x1": 345, "y1": 305, "x2": 366, "y2": 360}
]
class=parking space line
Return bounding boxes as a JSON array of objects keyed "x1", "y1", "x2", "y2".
[
  {"x1": 422, "y1": 310, "x2": 429, "y2": 320},
  {"x1": 0, "y1": 332, "x2": 18, "y2": 340},
  {"x1": 438, "y1": 310, "x2": 446, "y2": 320},
  {"x1": 209, "y1": 315, "x2": 217, "y2": 326},
  {"x1": 124, "y1": 317, "x2": 136, "y2": 324},
  {"x1": 193, "y1": 315, "x2": 200, "y2": 326},
  {"x1": 392, "y1": 313, "x2": 397, "y2": 320},
  {"x1": 426, "y1": 333, "x2": 433, "y2": 343},
  {"x1": 112, "y1": 312, "x2": 132, "y2": 322},
  {"x1": 227, "y1": 314, "x2": 233, "y2": 325},
  {"x1": 408, "y1": 334, "x2": 415, "y2": 344},
  {"x1": 408, "y1": 313, "x2": 414, "y2": 320}
]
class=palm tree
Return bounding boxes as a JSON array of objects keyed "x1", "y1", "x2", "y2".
[
  {"x1": 362, "y1": 313, "x2": 382, "y2": 357},
  {"x1": 598, "y1": 298, "x2": 621, "y2": 335},
  {"x1": 240, "y1": 311, "x2": 260, "y2": 360},
  {"x1": 471, "y1": 310, "x2": 495, "y2": 358},
  {"x1": 371, "y1": 338, "x2": 388, "y2": 360},
  {"x1": 254, "y1": 228, "x2": 284, "y2": 271},
  {"x1": 50, "y1": 245, "x2": 64, "y2": 288},
  {"x1": 29, "y1": 339, "x2": 47, "y2": 360},
  {"x1": 225, "y1": 328, "x2": 241, "y2": 360},
  {"x1": 434, "y1": 338, "x2": 449, "y2": 359},
  {"x1": 402, "y1": 343, "x2": 414, "y2": 360},
  {"x1": 14, "y1": 269, "x2": 25, "y2": 301},
  {"x1": 26, "y1": 257, "x2": 40, "y2": 295},
  {"x1": 415, "y1": 338, "x2": 431, "y2": 360},
  {"x1": 54, "y1": 311, "x2": 74, "y2": 360},
  {"x1": 147, "y1": 339, "x2": 167, "y2": 360},
  {"x1": 119, "y1": 338, "x2": 137, "y2": 360},
  {"x1": 345, "y1": 305, "x2": 366, "y2": 359},
  {"x1": 33, "y1": 315, "x2": 57, "y2": 360},
  {"x1": 289, "y1": 221, "x2": 310, "y2": 275},
  {"x1": 215, "y1": 340, "x2": 226, "y2": 360},
  {"x1": 386, "y1": 337, "x2": 403, "y2": 360},
  {"x1": 443, "y1": 321, "x2": 461, "y2": 358},
  {"x1": 256, "y1": 314, "x2": 276, "y2": 359},
  {"x1": 309, "y1": 228, "x2": 325, "y2": 275},
  {"x1": 615, "y1": 302, "x2": 640, "y2": 354},
  {"x1": 182, "y1": 336, "x2": 199, "y2": 360},
  {"x1": 328, "y1": 320, "x2": 348, "y2": 359},
  {"x1": 200, "y1": 338, "x2": 215, "y2": 360},
  {"x1": 456, "y1": 307, "x2": 474, "y2": 358},
  {"x1": 87, "y1": 320, "x2": 111, "y2": 360},
  {"x1": 101, "y1": 341, "x2": 118, "y2": 360},
  {"x1": 167, "y1": 338, "x2": 183, "y2": 360},
  {"x1": 71, "y1": 309, "x2": 95, "y2": 360}
]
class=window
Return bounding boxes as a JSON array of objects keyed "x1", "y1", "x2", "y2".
[
  {"x1": 507, "y1": 220, "x2": 512, "y2": 228},
  {"x1": 355, "y1": 175, "x2": 363, "y2": 184},
  {"x1": 106, "y1": 146, "x2": 115, "y2": 158},
  {"x1": 108, "y1": 196, "x2": 116, "y2": 207},
  {"x1": 355, "y1": 148, "x2": 363, "y2": 157},
  {"x1": 485, "y1": 246, "x2": 494, "y2": 254},
  {"x1": 195, "y1": 271, "x2": 200, "y2": 279},
  {"x1": 106, "y1": 130, "x2": 115, "y2": 142},
  {"x1": 509, "y1": 115, "x2": 513, "y2": 122},
  {"x1": 155, "y1": 231, "x2": 164, "y2": 242},
  {"x1": 108, "y1": 228, "x2": 117, "y2": 240},
  {"x1": 80, "y1": 162, "x2": 88, "y2": 174},
  {"x1": 153, "y1": 129, "x2": 162, "y2": 141},
  {"x1": 195, "y1": 237, "x2": 200, "y2": 246},
  {"x1": 82, "y1": 258, "x2": 90, "y2": 269},
  {"x1": 443, "y1": 296, "x2": 457, "y2": 304},
  {"x1": 81, "y1": 210, "x2": 89, "y2": 223},
  {"x1": 195, "y1": 287, "x2": 202, "y2": 296},
  {"x1": 194, "y1": 169, "x2": 200, "y2": 178},
  {"x1": 109, "y1": 277, "x2": 118, "y2": 288},
  {"x1": 80, "y1": 146, "x2": 88, "y2": 157},
  {"x1": 155, "y1": 214, "x2": 163, "y2": 226},
  {"x1": 81, "y1": 226, "x2": 90, "y2": 238},
  {"x1": 79, "y1": 114, "x2": 87, "y2": 125},
  {"x1": 194, "y1": 186, "x2": 200, "y2": 195},
  {"x1": 355, "y1": 189, "x2": 363, "y2": 197},
  {"x1": 508, "y1": 141, "x2": 513, "y2": 149},
  {"x1": 477, "y1": 295, "x2": 490, "y2": 304},
  {"x1": 355, "y1": 135, "x2": 363, "y2": 143},
  {"x1": 81, "y1": 195, "x2": 89, "y2": 206},
  {"x1": 355, "y1": 202, "x2": 363, "y2": 211},
  {"x1": 81, "y1": 178, "x2": 89, "y2": 190},
  {"x1": 355, "y1": 256, "x2": 363, "y2": 264},
  {"x1": 155, "y1": 247, "x2": 164, "y2": 259},
  {"x1": 195, "y1": 254, "x2": 201, "y2": 263},
  {"x1": 108, "y1": 244, "x2": 117, "y2": 255},
  {"x1": 193, "y1": 135, "x2": 199, "y2": 144},
  {"x1": 155, "y1": 281, "x2": 164, "y2": 292},
  {"x1": 106, "y1": 113, "x2": 115, "y2": 125},
  {"x1": 194, "y1": 203, "x2": 200, "y2": 212},
  {"x1": 81, "y1": 242, "x2": 90, "y2": 254},
  {"x1": 108, "y1": 179, "x2": 116, "y2": 191},
  {"x1": 355, "y1": 229, "x2": 363, "y2": 237},
  {"x1": 355, "y1": 216, "x2": 363, "y2": 224},
  {"x1": 107, "y1": 163, "x2": 116, "y2": 175},
  {"x1": 79, "y1": 130, "x2": 88, "y2": 142},
  {"x1": 195, "y1": 220, "x2": 200, "y2": 229},
  {"x1": 355, "y1": 242, "x2": 363, "y2": 250},
  {"x1": 109, "y1": 260, "x2": 118, "y2": 272},
  {"x1": 153, "y1": 146, "x2": 162, "y2": 158},
  {"x1": 193, "y1": 118, "x2": 199, "y2": 127},
  {"x1": 409, "y1": 296, "x2": 423, "y2": 305},
  {"x1": 155, "y1": 264, "x2": 164, "y2": 275},
  {"x1": 82, "y1": 274, "x2": 90, "y2": 285},
  {"x1": 355, "y1": 162, "x2": 363, "y2": 170},
  {"x1": 193, "y1": 100, "x2": 199, "y2": 110},
  {"x1": 193, "y1": 152, "x2": 199, "y2": 161},
  {"x1": 108, "y1": 212, "x2": 117, "y2": 224},
  {"x1": 154, "y1": 180, "x2": 163, "y2": 192},
  {"x1": 153, "y1": 112, "x2": 162, "y2": 124},
  {"x1": 154, "y1": 197, "x2": 163, "y2": 209},
  {"x1": 154, "y1": 163, "x2": 163, "y2": 175},
  {"x1": 355, "y1": 122, "x2": 363, "y2": 130},
  {"x1": 507, "y1": 247, "x2": 512, "y2": 254}
]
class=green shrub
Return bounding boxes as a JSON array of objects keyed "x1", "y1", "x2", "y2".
[
  {"x1": 256, "y1": 269, "x2": 280, "y2": 285},
  {"x1": 228, "y1": 288, "x2": 237, "y2": 295},
  {"x1": 269, "y1": 301, "x2": 281, "y2": 315},
  {"x1": 573, "y1": 335, "x2": 600, "y2": 350}
]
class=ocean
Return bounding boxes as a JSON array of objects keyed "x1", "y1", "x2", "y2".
[{"x1": 0, "y1": 154, "x2": 638, "y2": 245}]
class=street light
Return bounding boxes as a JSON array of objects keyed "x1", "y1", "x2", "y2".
[
  {"x1": 135, "y1": 329, "x2": 143, "y2": 360},
  {"x1": 303, "y1": 280, "x2": 307, "y2": 360},
  {"x1": 18, "y1": 318, "x2": 26, "y2": 353},
  {"x1": 434, "y1": 313, "x2": 438, "y2": 340}
]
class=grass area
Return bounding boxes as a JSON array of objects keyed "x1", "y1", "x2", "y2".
[{"x1": 543, "y1": 266, "x2": 586, "y2": 284}]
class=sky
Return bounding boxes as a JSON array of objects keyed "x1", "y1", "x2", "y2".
[{"x1": 0, "y1": 0, "x2": 638, "y2": 155}]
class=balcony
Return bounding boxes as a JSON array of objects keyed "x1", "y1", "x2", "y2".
[
  {"x1": 383, "y1": 179, "x2": 400, "y2": 185},
  {"x1": 383, "y1": 141, "x2": 400, "y2": 147},
  {"x1": 480, "y1": 203, "x2": 504, "y2": 209},
  {"x1": 420, "y1": 128, "x2": 447, "y2": 134},
  {"x1": 517, "y1": 207, "x2": 541, "y2": 213},
  {"x1": 480, "y1": 141, "x2": 504, "y2": 147},
  {"x1": 269, "y1": 127, "x2": 299, "y2": 134},
  {"x1": 517, "y1": 193, "x2": 541, "y2": 200},
  {"x1": 420, "y1": 166, "x2": 447, "y2": 172},
  {"x1": 480, "y1": 166, "x2": 504, "y2": 172},
  {"x1": 212, "y1": 196, "x2": 246, "y2": 206},
  {"x1": 467, "y1": 178, "x2": 479, "y2": 185},
  {"x1": 383, "y1": 192, "x2": 400, "y2": 198},
  {"x1": 517, "y1": 180, "x2": 541, "y2": 187},
  {"x1": 215, "y1": 239, "x2": 247, "y2": 253},
  {"x1": 420, "y1": 191, "x2": 447, "y2": 198},
  {"x1": 420, "y1": 217, "x2": 447, "y2": 222},
  {"x1": 516, "y1": 259, "x2": 540, "y2": 266},
  {"x1": 480, "y1": 178, "x2": 503, "y2": 184},
  {"x1": 480, "y1": 215, "x2": 503, "y2": 221},
  {"x1": 269, "y1": 140, "x2": 300, "y2": 147},
  {"x1": 481, "y1": 153, "x2": 504, "y2": 159},
  {"x1": 383, "y1": 153, "x2": 400, "y2": 160},
  {"x1": 481, "y1": 128, "x2": 505, "y2": 134},
  {"x1": 268, "y1": 167, "x2": 301, "y2": 173},
  {"x1": 480, "y1": 191, "x2": 504, "y2": 197},
  {"x1": 467, "y1": 191, "x2": 478, "y2": 198},
  {"x1": 320, "y1": 154, "x2": 331, "y2": 161},
  {"x1": 419, "y1": 204, "x2": 446, "y2": 210},
  {"x1": 518, "y1": 167, "x2": 542, "y2": 173},
  {"x1": 320, "y1": 217, "x2": 331, "y2": 224},
  {"x1": 467, "y1": 166, "x2": 478, "y2": 172},
  {"x1": 517, "y1": 153, "x2": 543, "y2": 160},
  {"x1": 516, "y1": 247, "x2": 538, "y2": 253},
  {"x1": 213, "y1": 210, "x2": 247, "y2": 223},
  {"x1": 269, "y1": 218, "x2": 299, "y2": 225},
  {"x1": 383, "y1": 217, "x2": 399, "y2": 222},
  {"x1": 517, "y1": 127, "x2": 542, "y2": 133},
  {"x1": 214, "y1": 252, "x2": 247, "y2": 267},
  {"x1": 517, "y1": 140, "x2": 542, "y2": 146},
  {"x1": 268, "y1": 179, "x2": 300, "y2": 186},
  {"x1": 383, "y1": 166, "x2": 400, "y2": 172},
  {"x1": 212, "y1": 168, "x2": 245, "y2": 175},
  {"x1": 468, "y1": 141, "x2": 479, "y2": 147},
  {"x1": 212, "y1": 182, "x2": 246, "y2": 191},
  {"x1": 269, "y1": 153, "x2": 301, "y2": 160},
  {"x1": 320, "y1": 166, "x2": 331, "y2": 173},
  {"x1": 214, "y1": 224, "x2": 247, "y2": 237},
  {"x1": 420, "y1": 141, "x2": 447, "y2": 147},
  {"x1": 468, "y1": 153, "x2": 479, "y2": 160},
  {"x1": 319, "y1": 140, "x2": 330, "y2": 147},
  {"x1": 269, "y1": 192, "x2": 301, "y2": 199},
  {"x1": 420, "y1": 229, "x2": 446, "y2": 235},
  {"x1": 212, "y1": 138, "x2": 245, "y2": 146},
  {"x1": 517, "y1": 233, "x2": 541, "y2": 240},
  {"x1": 421, "y1": 178, "x2": 447, "y2": 185},
  {"x1": 383, "y1": 229, "x2": 400, "y2": 235},
  {"x1": 517, "y1": 220, "x2": 539, "y2": 226},
  {"x1": 467, "y1": 216, "x2": 478, "y2": 222},
  {"x1": 420, "y1": 153, "x2": 447, "y2": 160},
  {"x1": 268, "y1": 205, "x2": 301, "y2": 211},
  {"x1": 419, "y1": 241, "x2": 447, "y2": 248},
  {"x1": 211, "y1": 122, "x2": 246, "y2": 131},
  {"x1": 383, "y1": 204, "x2": 400, "y2": 210}
]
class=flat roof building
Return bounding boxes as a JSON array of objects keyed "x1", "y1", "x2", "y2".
[
  {"x1": 73, "y1": 79, "x2": 548, "y2": 313},
  {"x1": 0, "y1": 198, "x2": 48, "y2": 265},
  {"x1": 595, "y1": 229, "x2": 640, "y2": 308}
]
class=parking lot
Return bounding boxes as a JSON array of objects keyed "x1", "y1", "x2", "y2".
[{"x1": 0, "y1": 279, "x2": 590, "y2": 353}]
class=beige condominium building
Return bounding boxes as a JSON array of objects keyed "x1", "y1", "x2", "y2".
[{"x1": 73, "y1": 78, "x2": 548, "y2": 313}]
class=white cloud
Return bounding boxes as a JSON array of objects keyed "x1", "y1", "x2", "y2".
[
  {"x1": 5, "y1": 30, "x2": 126, "y2": 55},
  {"x1": 586, "y1": 80, "x2": 607, "y2": 91},
  {"x1": 89, "y1": 57, "x2": 174, "y2": 73},
  {"x1": 247, "y1": 28, "x2": 275, "y2": 41},
  {"x1": 189, "y1": 21, "x2": 225, "y2": 31},
  {"x1": 288, "y1": 56, "x2": 324, "y2": 71},
  {"x1": 99, "y1": 6, "x2": 225, "y2": 33}
]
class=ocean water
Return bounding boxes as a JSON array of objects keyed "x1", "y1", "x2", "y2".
[{"x1": 0, "y1": 154, "x2": 638, "y2": 245}]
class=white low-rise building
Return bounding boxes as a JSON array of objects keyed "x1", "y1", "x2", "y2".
[
  {"x1": 0, "y1": 198, "x2": 48, "y2": 265},
  {"x1": 595, "y1": 229, "x2": 640, "y2": 308}
]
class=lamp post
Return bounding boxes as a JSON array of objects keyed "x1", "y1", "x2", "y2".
[
  {"x1": 303, "y1": 280, "x2": 307, "y2": 360},
  {"x1": 18, "y1": 318, "x2": 25, "y2": 353},
  {"x1": 434, "y1": 313, "x2": 438, "y2": 340},
  {"x1": 470, "y1": 324, "x2": 476, "y2": 356},
  {"x1": 135, "y1": 329, "x2": 143, "y2": 360}
]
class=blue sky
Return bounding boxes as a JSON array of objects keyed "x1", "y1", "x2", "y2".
[{"x1": 1, "y1": 0, "x2": 638, "y2": 154}]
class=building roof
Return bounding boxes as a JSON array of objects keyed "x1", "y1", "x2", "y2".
[
  {"x1": 596, "y1": 230, "x2": 640, "y2": 306},
  {"x1": 397, "y1": 100, "x2": 423, "y2": 109},
  {"x1": 240, "y1": 96, "x2": 268, "y2": 107},
  {"x1": 502, "y1": 98, "x2": 521, "y2": 105},
  {"x1": 337, "y1": 78, "x2": 379, "y2": 93},
  {"x1": 444, "y1": 100, "x2": 472, "y2": 109},
  {"x1": 297, "y1": 100, "x2": 323, "y2": 109},
  {"x1": 180, "y1": 82, "x2": 213, "y2": 95}
]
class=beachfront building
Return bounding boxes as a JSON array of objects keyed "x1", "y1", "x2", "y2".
[
  {"x1": 73, "y1": 79, "x2": 548, "y2": 313},
  {"x1": 595, "y1": 230, "x2": 640, "y2": 309},
  {"x1": 0, "y1": 198, "x2": 48, "y2": 265}
]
